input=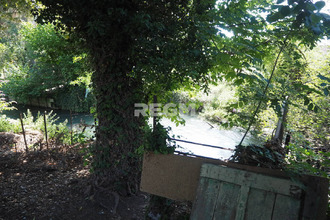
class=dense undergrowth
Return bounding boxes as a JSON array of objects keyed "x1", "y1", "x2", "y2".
[{"x1": 0, "y1": 109, "x2": 92, "y2": 147}]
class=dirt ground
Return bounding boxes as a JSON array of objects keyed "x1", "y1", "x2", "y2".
[
  {"x1": 0, "y1": 131, "x2": 148, "y2": 220},
  {"x1": 0, "y1": 132, "x2": 191, "y2": 220}
]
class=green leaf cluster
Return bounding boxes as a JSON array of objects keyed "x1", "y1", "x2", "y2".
[
  {"x1": 0, "y1": 21, "x2": 94, "y2": 111},
  {"x1": 142, "y1": 123, "x2": 176, "y2": 155}
]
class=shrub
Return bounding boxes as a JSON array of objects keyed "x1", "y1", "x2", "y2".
[{"x1": 0, "y1": 115, "x2": 21, "y2": 133}]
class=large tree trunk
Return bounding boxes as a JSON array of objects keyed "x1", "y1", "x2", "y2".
[{"x1": 90, "y1": 45, "x2": 146, "y2": 194}]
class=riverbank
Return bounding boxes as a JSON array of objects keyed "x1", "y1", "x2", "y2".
[{"x1": 1, "y1": 104, "x2": 94, "y2": 126}]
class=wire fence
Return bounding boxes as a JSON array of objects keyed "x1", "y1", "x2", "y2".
[{"x1": 169, "y1": 138, "x2": 234, "y2": 152}]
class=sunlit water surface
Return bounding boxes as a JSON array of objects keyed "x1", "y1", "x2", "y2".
[{"x1": 2, "y1": 105, "x2": 260, "y2": 159}]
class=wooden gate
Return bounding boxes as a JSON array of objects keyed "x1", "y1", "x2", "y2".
[{"x1": 191, "y1": 164, "x2": 305, "y2": 220}]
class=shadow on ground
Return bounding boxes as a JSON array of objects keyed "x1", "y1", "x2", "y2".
[{"x1": 0, "y1": 132, "x2": 148, "y2": 220}]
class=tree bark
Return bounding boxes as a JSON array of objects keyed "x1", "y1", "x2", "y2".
[
  {"x1": 89, "y1": 30, "x2": 146, "y2": 192},
  {"x1": 91, "y1": 65, "x2": 145, "y2": 193},
  {"x1": 273, "y1": 97, "x2": 289, "y2": 147}
]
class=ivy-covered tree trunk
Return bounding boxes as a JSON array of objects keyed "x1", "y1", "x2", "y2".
[{"x1": 90, "y1": 43, "x2": 145, "y2": 192}]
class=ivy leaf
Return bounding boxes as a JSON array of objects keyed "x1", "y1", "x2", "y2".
[
  {"x1": 271, "y1": 5, "x2": 282, "y2": 9},
  {"x1": 293, "y1": 12, "x2": 305, "y2": 27},
  {"x1": 304, "y1": 97, "x2": 310, "y2": 106},
  {"x1": 275, "y1": 104, "x2": 282, "y2": 115},
  {"x1": 288, "y1": 0, "x2": 296, "y2": 5},
  {"x1": 308, "y1": 103, "x2": 314, "y2": 111},
  {"x1": 234, "y1": 78, "x2": 244, "y2": 85},
  {"x1": 267, "y1": 12, "x2": 282, "y2": 23},
  {"x1": 314, "y1": 1, "x2": 325, "y2": 11},
  {"x1": 280, "y1": 6, "x2": 291, "y2": 17},
  {"x1": 311, "y1": 25, "x2": 322, "y2": 35},
  {"x1": 320, "y1": 13, "x2": 330, "y2": 20},
  {"x1": 317, "y1": 74, "x2": 330, "y2": 82},
  {"x1": 225, "y1": 71, "x2": 236, "y2": 81},
  {"x1": 323, "y1": 88, "x2": 329, "y2": 96},
  {"x1": 306, "y1": 3, "x2": 317, "y2": 11},
  {"x1": 231, "y1": 103, "x2": 239, "y2": 109},
  {"x1": 310, "y1": 13, "x2": 322, "y2": 24}
]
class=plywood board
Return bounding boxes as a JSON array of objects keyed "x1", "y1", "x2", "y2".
[{"x1": 140, "y1": 152, "x2": 239, "y2": 201}]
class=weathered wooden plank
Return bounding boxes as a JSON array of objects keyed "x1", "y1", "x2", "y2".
[
  {"x1": 300, "y1": 175, "x2": 329, "y2": 220},
  {"x1": 200, "y1": 164, "x2": 302, "y2": 198},
  {"x1": 212, "y1": 182, "x2": 240, "y2": 220},
  {"x1": 272, "y1": 194, "x2": 301, "y2": 220},
  {"x1": 244, "y1": 188, "x2": 275, "y2": 220},
  {"x1": 235, "y1": 185, "x2": 250, "y2": 220},
  {"x1": 190, "y1": 178, "x2": 221, "y2": 220}
]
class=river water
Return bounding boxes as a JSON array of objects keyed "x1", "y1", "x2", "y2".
[
  {"x1": 2, "y1": 105, "x2": 260, "y2": 160},
  {"x1": 159, "y1": 115, "x2": 260, "y2": 160}
]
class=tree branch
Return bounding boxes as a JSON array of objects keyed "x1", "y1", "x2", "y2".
[{"x1": 239, "y1": 41, "x2": 287, "y2": 146}]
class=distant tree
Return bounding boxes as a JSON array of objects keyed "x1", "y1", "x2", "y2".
[
  {"x1": 213, "y1": 0, "x2": 330, "y2": 146},
  {"x1": 1, "y1": 21, "x2": 93, "y2": 111},
  {"x1": 0, "y1": 0, "x2": 33, "y2": 36}
]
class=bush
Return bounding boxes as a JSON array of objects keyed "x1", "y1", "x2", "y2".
[
  {"x1": 172, "y1": 83, "x2": 237, "y2": 124},
  {"x1": 0, "y1": 109, "x2": 90, "y2": 146},
  {"x1": 142, "y1": 123, "x2": 176, "y2": 154},
  {"x1": 0, "y1": 115, "x2": 21, "y2": 133}
]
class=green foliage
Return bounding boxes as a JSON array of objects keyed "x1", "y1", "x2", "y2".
[
  {"x1": 0, "y1": 109, "x2": 90, "y2": 146},
  {"x1": 0, "y1": 115, "x2": 21, "y2": 133},
  {"x1": 0, "y1": 79, "x2": 18, "y2": 130},
  {"x1": 54, "y1": 86, "x2": 95, "y2": 112},
  {"x1": 230, "y1": 144, "x2": 285, "y2": 169},
  {"x1": 30, "y1": 110, "x2": 91, "y2": 145},
  {"x1": 72, "y1": 132, "x2": 89, "y2": 145},
  {"x1": 0, "y1": 21, "x2": 94, "y2": 112},
  {"x1": 221, "y1": 42, "x2": 330, "y2": 179},
  {"x1": 17, "y1": 109, "x2": 72, "y2": 144},
  {"x1": 220, "y1": 42, "x2": 329, "y2": 139},
  {"x1": 172, "y1": 82, "x2": 238, "y2": 125},
  {"x1": 30, "y1": 110, "x2": 68, "y2": 140},
  {"x1": 285, "y1": 133, "x2": 329, "y2": 178},
  {"x1": 198, "y1": 83, "x2": 237, "y2": 124},
  {"x1": 142, "y1": 123, "x2": 176, "y2": 155},
  {"x1": 0, "y1": 0, "x2": 33, "y2": 37},
  {"x1": 0, "y1": 90, "x2": 15, "y2": 113},
  {"x1": 34, "y1": 0, "x2": 218, "y2": 95}
]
